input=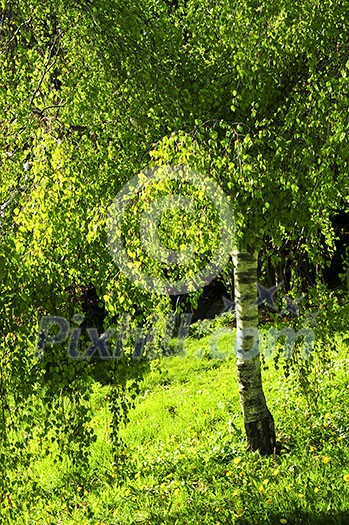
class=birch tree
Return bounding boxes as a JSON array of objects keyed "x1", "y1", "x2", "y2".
[
  {"x1": 232, "y1": 248, "x2": 276, "y2": 454},
  {"x1": 142, "y1": 0, "x2": 349, "y2": 453},
  {"x1": 1, "y1": 0, "x2": 348, "y2": 457}
]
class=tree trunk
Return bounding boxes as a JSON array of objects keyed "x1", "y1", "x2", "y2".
[{"x1": 232, "y1": 246, "x2": 276, "y2": 455}]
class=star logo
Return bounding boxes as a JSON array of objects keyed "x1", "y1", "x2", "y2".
[
  {"x1": 220, "y1": 296, "x2": 236, "y2": 315},
  {"x1": 220, "y1": 282, "x2": 304, "y2": 318},
  {"x1": 255, "y1": 281, "x2": 284, "y2": 310},
  {"x1": 280, "y1": 295, "x2": 303, "y2": 316}
]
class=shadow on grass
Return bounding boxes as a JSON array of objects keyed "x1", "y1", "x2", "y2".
[
  {"x1": 249, "y1": 510, "x2": 349, "y2": 525},
  {"x1": 152, "y1": 509, "x2": 349, "y2": 525}
]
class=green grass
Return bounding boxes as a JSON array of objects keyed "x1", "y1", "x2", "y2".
[{"x1": 2, "y1": 327, "x2": 349, "y2": 525}]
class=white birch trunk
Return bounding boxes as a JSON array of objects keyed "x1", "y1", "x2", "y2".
[{"x1": 232, "y1": 245, "x2": 276, "y2": 455}]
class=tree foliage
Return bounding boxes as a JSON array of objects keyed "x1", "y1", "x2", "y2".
[{"x1": 0, "y1": 0, "x2": 348, "y2": 489}]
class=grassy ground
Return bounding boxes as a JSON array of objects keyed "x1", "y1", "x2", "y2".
[{"x1": 2, "y1": 323, "x2": 349, "y2": 524}]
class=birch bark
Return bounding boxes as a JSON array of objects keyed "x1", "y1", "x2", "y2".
[{"x1": 232, "y1": 246, "x2": 276, "y2": 455}]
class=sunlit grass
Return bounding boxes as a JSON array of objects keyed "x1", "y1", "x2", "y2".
[{"x1": 2, "y1": 326, "x2": 349, "y2": 524}]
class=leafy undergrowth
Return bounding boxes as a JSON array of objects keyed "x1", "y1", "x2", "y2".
[{"x1": 2, "y1": 329, "x2": 349, "y2": 525}]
